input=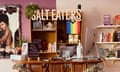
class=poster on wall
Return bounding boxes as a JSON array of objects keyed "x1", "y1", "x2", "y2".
[{"x1": 0, "y1": 5, "x2": 20, "y2": 58}]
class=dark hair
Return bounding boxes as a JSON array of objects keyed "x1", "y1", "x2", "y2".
[{"x1": 0, "y1": 14, "x2": 9, "y2": 26}]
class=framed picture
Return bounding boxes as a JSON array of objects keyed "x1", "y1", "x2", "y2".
[
  {"x1": 43, "y1": 21, "x2": 56, "y2": 30},
  {"x1": 0, "y1": 5, "x2": 21, "y2": 58},
  {"x1": 21, "y1": 43, "x2": 28, "y2": 56},
  {"x1": 32, "y1": 20, "x2": 42, "y2": 29},
  {"x1": 28, "y1": 43, "x2": 39, "y2": 57}
]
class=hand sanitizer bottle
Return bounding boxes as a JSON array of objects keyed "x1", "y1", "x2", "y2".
[{"x1": 76, "y1": 40, "x2": 83, "y2": 59}]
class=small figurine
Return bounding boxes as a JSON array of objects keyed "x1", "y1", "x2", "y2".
[{"x1": 45, "y1": 22, "x2": 53, "y2": 30}]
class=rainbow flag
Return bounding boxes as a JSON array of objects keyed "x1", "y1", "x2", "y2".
[
  {"x1": 67, "y1": 20, "x2": 80, "y2": 34},
  {"x1": 67, "y1": 20, "x2": 71, "y2": 34}
]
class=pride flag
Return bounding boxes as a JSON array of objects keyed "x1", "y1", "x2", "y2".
[{"x1": 67, "y1": 20, "x2": 80, "y2": 34}]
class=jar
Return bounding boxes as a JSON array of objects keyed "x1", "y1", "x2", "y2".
[{"x1": 104, "y1": 14, "x2": 111, "y2": 25}]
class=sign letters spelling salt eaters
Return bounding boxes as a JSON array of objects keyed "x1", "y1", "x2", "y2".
[{"x1": 31, "y1": 9, "x2": 82, "y2": 21}]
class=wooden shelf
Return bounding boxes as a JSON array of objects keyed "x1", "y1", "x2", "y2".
[
  {"x1": 96, "y1": 42, "x2": 120, "y2": 44},
  {"x1": 96, "y1": 25, "x2": 120, "y2": 29},
  {"x1": 105, "y1": 57, "x2": 120, "y2": 60},
  {"x1": 32, "y1": 29, "x2": 56, "y2": 31},
  {"x1": 39, "y1": 52, "x2": 58, "y2": 59},
  {"x1": 39, "y1": 52, "x2": 58, "y2": 54},
  {"x1": 57, "y1": 42, "x2": 78, "y2": 45}
]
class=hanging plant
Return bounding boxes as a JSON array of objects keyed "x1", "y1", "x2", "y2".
[{"x1": 25, "y1": 3, "x2": 39, "y2": 19}]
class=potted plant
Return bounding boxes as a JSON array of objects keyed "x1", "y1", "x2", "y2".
[
  {"x1": 13, "y1": 64, "x2": 31, "y2": 72},
  {"x1": 25, "y1": 3, "x2": 39, "y2": 19}
]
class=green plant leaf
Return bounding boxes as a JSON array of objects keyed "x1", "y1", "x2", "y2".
[{"x1": 25, "y1": 4, "x2": 39, "y2": 19}]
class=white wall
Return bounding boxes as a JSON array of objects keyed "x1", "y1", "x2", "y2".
[
  {"x1": 57, "y1": 0, "x2": 120, "y2": 28},
  {"x1": 56, "y1": 0, "x2": 120, "y2": 72}
]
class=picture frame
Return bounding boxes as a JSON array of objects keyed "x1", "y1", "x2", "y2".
[
  {"x1": 0, "y1": 5, "x2": 21, "y2": 58},
  {"x1": 28, "y1": 43, "x2": 39, "y2": 57},
  {"x1": 32, "y1": 20, "x2": 42, "y2": 29},
  {"x1": 43, "y1": 21, "x2": 56, "y2": 30}
]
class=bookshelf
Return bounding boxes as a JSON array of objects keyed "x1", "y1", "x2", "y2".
[
  {"x1": 96, "y1": 24, "x2": 120, "y2": 60},
  {"x1": 29, "y1": 10, "x2": 84, "y2": 54}
]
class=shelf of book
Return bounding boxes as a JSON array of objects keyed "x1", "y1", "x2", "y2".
[{"x1": 96, "y1": 24, "x2": 120, "y2": 62}]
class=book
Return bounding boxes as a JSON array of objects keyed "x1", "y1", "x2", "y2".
[{"x1": 28, "y1": 43, "x2": 39, "y2": 57}]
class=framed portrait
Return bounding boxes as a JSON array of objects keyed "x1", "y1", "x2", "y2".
[
  {"x1": 0, "y1": 5, "x2": 20, "y2": 48},
  {"x1": 0, "y1": 5, "x2": 21, "y2": 58}
]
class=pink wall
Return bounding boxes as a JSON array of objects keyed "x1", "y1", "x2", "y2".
[{"x1": 0, "y1": 0, "x2": 56, "y2": 41}]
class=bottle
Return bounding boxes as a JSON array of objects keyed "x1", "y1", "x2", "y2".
[
  {"x1": 51, "y1": 42, "x2": 56, "y2": 52},
  {"x1": 104, "y1": 14, "x2": 111, "y2": 25},
  {"x1": 76, "y1": 40, "x2": 83, "y2": 59}
]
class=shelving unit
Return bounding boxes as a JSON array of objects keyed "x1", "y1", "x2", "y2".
[
  {"x1": 30, "y1": 19, "x2": 57, "y2": 43},
  {"x1": 30, "y1": 10, "x2": 84, "y2": 53},
  {"x1": 96, "y1": 24, "x2": 120, "y2": 60}
]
